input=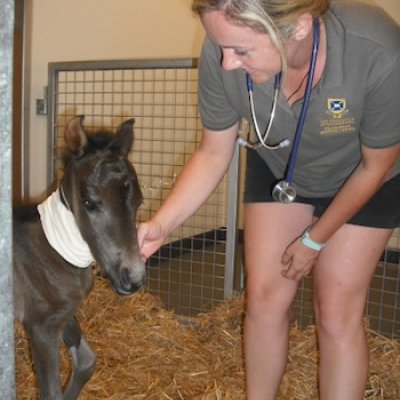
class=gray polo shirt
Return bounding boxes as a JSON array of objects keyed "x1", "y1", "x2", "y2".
[{"x1": 197, "y1": 0, "x2": 400, "y2": 197}]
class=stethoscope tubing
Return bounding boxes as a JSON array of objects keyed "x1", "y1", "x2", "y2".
[
  {"x1": 285, "y1": 18, "x2": 320, "y2": 184},
  {"x1": 245, "y1": 74, "x2": 283, "y2": 150},
  {"x1": 243, "y1": 18, "x2": 320, "y2": 156}
]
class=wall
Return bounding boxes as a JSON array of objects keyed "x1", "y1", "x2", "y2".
[
  {"x1": 25, "y1": 0, "x2": 400, "y2": 197},
  {"x1": 26, "y1": 0, "x2": 204, "y2": 197}
]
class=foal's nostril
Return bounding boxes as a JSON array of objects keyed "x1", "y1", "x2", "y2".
[
  {"x1": 120, "y1": 267, "x2": 132, "y2": 288},
  {"x1": 130, "y1": 282, "x2": 142, "y2": 293},
  {"x1": 118, "y1": 267, "x2": 143, "y2": 294}
]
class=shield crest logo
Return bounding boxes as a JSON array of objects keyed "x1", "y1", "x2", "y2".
[{"x1": 328, "y1": 98, "x2": 347, "y2": 117}]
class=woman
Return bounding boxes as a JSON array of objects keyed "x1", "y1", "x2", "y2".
[{"x1": 138, "y1": 1, "x2": 400, "y2": 398}]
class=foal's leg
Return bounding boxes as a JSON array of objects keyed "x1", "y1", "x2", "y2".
[
  {"x1": 62, "y1": 317, "x2": 96, "y2": 400},
  {"x1": 28, "y1": 324, "x2": 64, "y2": 400}
]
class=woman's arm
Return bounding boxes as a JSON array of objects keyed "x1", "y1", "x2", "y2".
[
  {"x1": 308, "y1": 143, "x2": 399, "y2": 243},
  {"x1": 282, "y1": 143, "x2": 400, "y2": 281},
  {"x1": 138, "y1": 124, "x2": 239, "y2": 260}
]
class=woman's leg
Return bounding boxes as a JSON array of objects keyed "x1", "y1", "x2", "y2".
[
  {"x1": 243, "y1": 202, "x2": 314, "y2": 400},
  {"x1": 313, "y1": 224, "x2": 393, "y2": 400}
]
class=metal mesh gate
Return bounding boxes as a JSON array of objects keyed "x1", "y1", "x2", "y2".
[
  {"x1": 290, "y1": 251, "x2": 400, "y2": 338},
  {"x1": 47, "y1": 59, "x2": 241, "y2": 316},
  {"x1": 47, "y1": 58, "x2": 399, "y2": 337}
]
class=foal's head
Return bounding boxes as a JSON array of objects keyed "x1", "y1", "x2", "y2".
[{"x1": 61, "y1": 116, "x2": 145, "y2": 295}]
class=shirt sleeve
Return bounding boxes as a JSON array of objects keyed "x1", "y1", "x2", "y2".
[
  {"x1": 360, "y1": 53, "x2": 400, "y2": 148},
  {"x1": 197, "y1": 37, "x2": 241, "y2": 131}
]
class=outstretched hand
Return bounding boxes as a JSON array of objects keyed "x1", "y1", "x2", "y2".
[
  {"x1": 281, "y1": 237, "x2": 320, "y2": 281},
  {"x1": 137, "y1": 220, "x2": 168, "y2": 262}
]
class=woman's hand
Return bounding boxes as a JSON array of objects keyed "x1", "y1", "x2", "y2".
[
  {"x1": 137, "y1": 220, "x2": 168, "y2": 262},
  {"x1": 281, "y1": 238, "x2": 320, "y2": 281}
]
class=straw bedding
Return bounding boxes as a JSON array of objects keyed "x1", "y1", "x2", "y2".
[{"x1": 15, "y1": 276, "x2": 400, "y2": 399}]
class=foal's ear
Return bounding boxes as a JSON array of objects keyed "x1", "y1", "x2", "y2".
[
  {"x1": 64, "y1": 115, "x2": 88, "y2": 156},
  {"x1": 110, "y1": 118, "x2": 135, "y2": 157}
]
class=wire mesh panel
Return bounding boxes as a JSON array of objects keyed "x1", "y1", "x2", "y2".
[
  {"x1": 366, "y1": 249, "x2": 400, "y2": 338},
  {"x1": 288, "y1": 251, "x2": 400, "y2": 339},
  {"x1": 47, "y1": 59, "x2": 239, "y2": 316}
]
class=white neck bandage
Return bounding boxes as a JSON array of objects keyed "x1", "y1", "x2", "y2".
[{"x1": 37, "y1": 189, "x2": 94, "y2": 268}]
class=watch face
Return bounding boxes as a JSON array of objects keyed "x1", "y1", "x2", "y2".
[{"x1": 272, "y1": 180, "x2": 296, "y2": 203}]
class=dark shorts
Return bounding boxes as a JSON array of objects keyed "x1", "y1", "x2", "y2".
[{"x1": 243, "y1": 150, "x2": 400, "y2": 229}]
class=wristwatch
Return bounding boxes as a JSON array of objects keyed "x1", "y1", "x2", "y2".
[{"x1": 301, "y1": 229, "x2": 326, "y2": 251}]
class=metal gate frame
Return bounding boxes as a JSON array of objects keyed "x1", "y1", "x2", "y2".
[{"x1": 46, "y1": 58, "x2": 241, "y2": 306}]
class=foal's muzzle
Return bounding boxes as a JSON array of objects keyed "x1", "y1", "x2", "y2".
[
  {"x1": 105, "y1": 260, "x2": 145, "y2": 296},
  {"x1": 115, "y1": 267, "x2": 145, "y2": 295}
]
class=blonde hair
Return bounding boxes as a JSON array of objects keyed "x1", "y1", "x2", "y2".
[{"x1": 192, "y1": 0, "x2": 329, "y2": 77}]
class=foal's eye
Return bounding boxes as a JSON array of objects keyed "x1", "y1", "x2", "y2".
[{"x1": 83, "y1": 199, "x2": 97, "y2": 212}]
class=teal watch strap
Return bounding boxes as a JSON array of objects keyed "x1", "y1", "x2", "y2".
[{"x1": 301, "y1": 229, "x2": 326, "y2": 251}]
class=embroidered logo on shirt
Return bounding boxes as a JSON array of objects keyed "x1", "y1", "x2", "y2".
[
  {"x1": 320, "y1": 97, "x2": 356, "y2": 135},
  {"x1": 327, "y1": 98, "x2": 348, "y2": 118}
]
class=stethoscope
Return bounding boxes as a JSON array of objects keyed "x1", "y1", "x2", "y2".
[{"x1": 238, "y1": 18, "x2": 320, "y2": 203}]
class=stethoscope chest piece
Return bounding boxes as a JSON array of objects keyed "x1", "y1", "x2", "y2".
[{"x1": 272, "y1": 180, "x2": 296, "y2": 204}]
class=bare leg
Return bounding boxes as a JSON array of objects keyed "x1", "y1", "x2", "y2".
[
  {"x1": 313, "y1": 224, "x2": 393, "y2": 400},
  {"x1": 243, "y1": 203, "x2": 314, "y2": 400}
]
